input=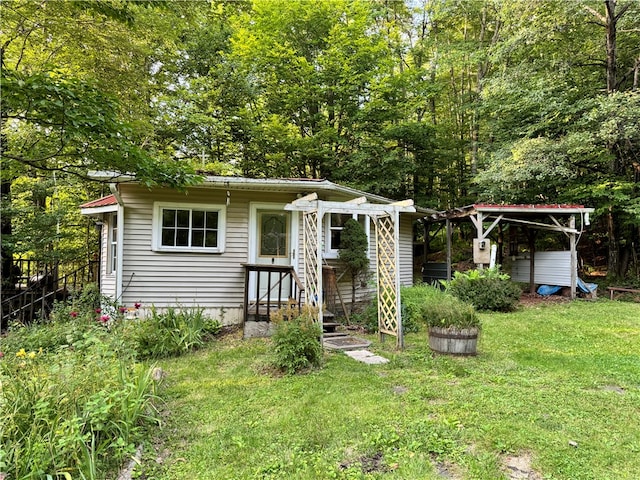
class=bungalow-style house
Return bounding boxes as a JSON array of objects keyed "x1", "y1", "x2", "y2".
[{"x1": 80, "y1": 174, "x2": 431, "y2": 336}]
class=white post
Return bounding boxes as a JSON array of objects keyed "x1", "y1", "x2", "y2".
[
  {"x1": 394, "y1": 208, "x2": 403, "y2": 349},
  {"x1": 316, "y1": 207, "x2": 324, "y2": 338},
  {"x1": 570, "y1": 215, "x2": 577, "y2": 299}
]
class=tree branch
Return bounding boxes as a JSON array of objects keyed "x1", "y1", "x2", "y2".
[
  {"x1": 583, "y1": 5, "x2": 605, "y2": 25},
  {"x1": 614, "y1": 2, "x2": 632, "y2": 22}
]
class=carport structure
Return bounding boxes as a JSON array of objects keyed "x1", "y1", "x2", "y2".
[
  {"x1": 286, "y1": 193, "x2": 416, "y2": 348},
  {"x1": 423, "y1": 204, "x2": 595, "y2": 299}
]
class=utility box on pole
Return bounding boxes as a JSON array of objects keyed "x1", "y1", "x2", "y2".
[{"x1": 473, "y1": 238, "x2": 491, "y2": 265}]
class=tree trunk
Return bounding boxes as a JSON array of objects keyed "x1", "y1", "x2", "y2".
[
  {"x1": 1, "y1": 178, "x2": 14, "y2": 290},
  {"x1": 605, "y1": 0, "x2": 618, "y2": 93},
  {"x1": 0, "y1": 107, "x2": 16, "y2": 290},
  {"x1": 607, "y1": 205, "x2": 621, "y2": 277}
]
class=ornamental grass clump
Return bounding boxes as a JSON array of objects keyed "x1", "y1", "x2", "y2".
[
  {"x1": 420, "y1": 293, "x2": 480, "y2": 330},
  {"x1": 271, "y1": 306, "x2": 323, "y2": 375},
  {"x1": 125, "y1": 306, "x2": 222, "y2": 359}
]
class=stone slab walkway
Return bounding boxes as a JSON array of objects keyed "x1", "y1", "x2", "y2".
[{"x1": 344, "y1": 349, "x2": 389, "y2": 365}]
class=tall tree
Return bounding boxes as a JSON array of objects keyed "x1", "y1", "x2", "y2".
[
  {"x1": 475, "y1": 0, "x2": 640, "y2": 278},
  {"x1": 0, "y1": 0, "x2": 199, "y2": 284}
]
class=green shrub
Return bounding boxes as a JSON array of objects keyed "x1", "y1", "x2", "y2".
[
  {"x1": 420, "y1": 293, "x2": 480, "y2": 329},
  {"x1": 349, "y1": 300, "x2": 379, "y2": 333},
  {"x1": 400, "y1": 283, "x2": 448, "y2": 332},
  {"x1": 125, "y1": 306, "x2": 222, "y2": 359},
  {"x1": 349, "y1": 286, "x2": 433, "y2": 334},
  {"x1": 444, "y1": 268, "x2": 522, "y2": 312},
  {"x1": 272, "y1": 308, "x2": 323, "y2": 374}
]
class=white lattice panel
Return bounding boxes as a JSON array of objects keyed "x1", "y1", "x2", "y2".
[
  {"x1": 376, "y1": 214, "x2": 400, "y2": 345},
  {"x1": 303, "y1": 210, "x2": 320, "y2": 323}
]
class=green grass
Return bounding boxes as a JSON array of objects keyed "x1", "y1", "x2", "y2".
[{"x1": 146, "y1": 300, "x2": 640, "y2": 480}]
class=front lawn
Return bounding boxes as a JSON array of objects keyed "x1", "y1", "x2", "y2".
[{"x1": 147, "y1": 299, "x2": 640, "y2": 479}]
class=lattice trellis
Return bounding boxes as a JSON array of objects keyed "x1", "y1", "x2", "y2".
[
  {"x1": 302, "y1": 210, "x2": 321, "y2": 321},
  {"x1": 375, "y1": 213, "x2": 403, "y2": 348},
  {"x1": 287, "y1": 194, "x2": 414, "y2": 347}
]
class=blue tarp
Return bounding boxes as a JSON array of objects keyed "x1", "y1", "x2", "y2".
[
  {"x1": 577, "y1": 278, "x2": 597, "y2": 294},
  {"x1": 537, "y1": 284, "x2": 562, "y2": 296},
  {"x1": 537, "y1": 278, "x2": 597, "y2": 296}
]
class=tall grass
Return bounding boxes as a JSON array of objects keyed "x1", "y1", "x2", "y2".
[{"x1": 0, "y1": 343, "x2": 158, "y2": 479}]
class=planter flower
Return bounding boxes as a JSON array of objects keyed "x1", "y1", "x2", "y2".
[{"x1": 421, "y1": 294, "x2": 480, "y2": 356}]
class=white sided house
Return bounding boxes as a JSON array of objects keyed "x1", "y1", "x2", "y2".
[{"x1": 80, "y1": 175, "x2": 430, "y2": 338}]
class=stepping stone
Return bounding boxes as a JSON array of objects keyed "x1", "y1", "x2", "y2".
[
  {"x1": 323, "y1": 335, "x2": 371, "y2": 351},
  {"x1": 344, "y1": 349, "x2": 389, "y2": 365}
]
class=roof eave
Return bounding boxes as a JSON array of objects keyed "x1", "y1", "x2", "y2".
[
  {"x1": 87, "y1": 171, "x2": 434, "y2": 214},
  {"x1": 80, "y1": 204, "x2": 118, "y2": 216}
]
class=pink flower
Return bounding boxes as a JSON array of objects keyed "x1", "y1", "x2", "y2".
[
  {"x1": 118, "y1": 306, "x2": 127, "y2": 313},
  {"x1": 70, "y1": 311, "x2": 78, "y2": 318},
  {"x1": 134, "y1": 302, "x2": 141, "y2": 309},
  {"x1": 0, "y1": 351, "x2": 4, "y2": 358},
  {"x1": 95, "y1": 308, "x2": 102, "y2": 314},
  {"x1": 100, "y1": 315, "x2": 110, "y2": 323}
]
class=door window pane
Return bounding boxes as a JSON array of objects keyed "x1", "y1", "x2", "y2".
[{"x1": 260, "y1": 212, "x2": 288, "y2": 257}]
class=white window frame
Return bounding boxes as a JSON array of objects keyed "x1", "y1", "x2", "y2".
[
  {"x1": 323, "y1": 213, "x2": 370, "y2": 259},
  {"x1": 108, "y1": 213, "x2": 118, "y2": 274},
  {"x1": 152, "y1": 202, "x2": 226, "y2": 253}
]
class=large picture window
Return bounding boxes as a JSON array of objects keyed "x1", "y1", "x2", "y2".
[{"x1": 153, "y1": 202, "x2": 226, "y2": 253}]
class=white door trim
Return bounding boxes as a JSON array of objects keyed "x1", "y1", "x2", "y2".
[{"x1": 248, "y1": 202, "x2": 299, "y2": 270}]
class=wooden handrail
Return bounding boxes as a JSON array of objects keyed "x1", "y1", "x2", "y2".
[
  {"x1": 242, "y1": 264, "x2": 304, "y2": 323},
  {"x1": 1, "y1": 262, "x2": 95, "y2": 325}
]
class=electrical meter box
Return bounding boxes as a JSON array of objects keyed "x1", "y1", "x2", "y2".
[{"x1": 473, "y1": 238, "x2": 491, "y2": 264}]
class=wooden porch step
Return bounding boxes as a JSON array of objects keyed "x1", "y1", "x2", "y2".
[
  {"x1": 323, "y1": 331, "x2": 348, "y2": 338},
  {"x1": 322, "y1": 322, "x2": 341, "y2": 333}
]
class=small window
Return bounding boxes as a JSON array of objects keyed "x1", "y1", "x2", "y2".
[
  {"x1": 153, "y1": 203, "x2": 226, "y2": 253},
  {"x1": 108, "y1": 213, "x2": 118, "y2": 273},
  {"x1": 324, "y1": 213, "x2": 369, "y2": 259}
]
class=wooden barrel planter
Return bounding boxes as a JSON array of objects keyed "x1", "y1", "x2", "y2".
[{"x1": 428, "y1": 326, "x2": 479, "y2": 356}]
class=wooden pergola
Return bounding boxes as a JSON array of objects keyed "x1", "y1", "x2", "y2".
[
  {"x1": 423, "y1": 204, "x2": 595, "y2": 299},
  {"x1": 285, "y1": 193, "x2": 416, "y2": 348}
]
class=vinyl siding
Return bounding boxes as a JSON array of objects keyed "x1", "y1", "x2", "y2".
[
  {"x1": 118, "y1": 185, "x2": 298, "y2": 324},
  {"x1": 114, "y1": 184, "x2": 418, "y2": 323},
  {"x1": 399, "y1": 215, "x2": 414, "y2": 286}
]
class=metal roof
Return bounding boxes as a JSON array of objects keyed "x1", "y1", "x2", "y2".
[
  {"x1": 425, "y1": 203, "x2": 594, "y2": 222},
  {"x1": 86, "y1": 171, "x2": 434, "y2": 215},
  {"x1": 79, "y1": 194, "x2": 117, "y2": 209}
]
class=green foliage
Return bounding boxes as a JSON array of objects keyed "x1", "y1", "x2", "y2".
[
  {"x1": 443, "y1": 268, "x2": 522, "y2": 312},
  {"x1": 0, "y1": 327, "x2": 158, "y2": 479},
  {"x1": 0, "y1": 290, "x2": 224, "y2": 478},
  {"x1": 125, "y1": 306, "x2": 222, "y2": 359},
  {"x1": 350, "y1": 285, "x2": 442, "y2": 334},
  {"x1": 349, "y1": 300, "x2": 379, "y2": 333},
  {"x1": 271, "y1": 310, "x2": 323, "y2": 375},
  {"x1": 338, "y1": 218, "x2": 370, "y2": 312},
  {"x1": 338, "y1": 219, "x2": 369, "y2": 275},
  {"x1": 400, "y1": 283, "x2": 447, "y2": 330},
  {"x1": 420, "y1": 292, "x2": 480, "y2": 329}
]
